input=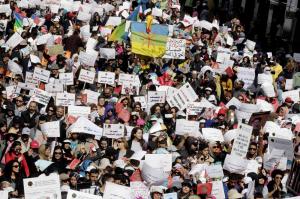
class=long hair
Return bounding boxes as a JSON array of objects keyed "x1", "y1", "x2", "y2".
[{"x1": 129, "y1": 127, "x2": 145, "y2": 148}]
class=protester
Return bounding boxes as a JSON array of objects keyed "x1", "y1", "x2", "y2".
[{"x1": 0, "y1": 0, "x2": 299, "y2": 198}]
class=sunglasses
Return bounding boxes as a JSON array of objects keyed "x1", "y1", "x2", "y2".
[
  {"x1": 249, "y1": 148, "x2": 257, "y2": 151},
  {"x1": 48, "y1": 109, "x2": 54, "y2": 112},
  {"x1": 275, "y1": 176, "x2": 282, "y2": 179},
  {"x1": 13, "y1": 165, "x2": 19, "y2": 168},
  {"x1": 212, "y1": 146, "x2": 218, "y2": 149},
  {"x1": 117, "y1": 140, "x2": 123, "y2": 143}
]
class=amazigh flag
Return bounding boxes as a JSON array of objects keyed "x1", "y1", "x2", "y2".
[
  {"x1": 130, "y1": 21, "x2": 169, "y2": 57},
  {"x1": 14, "y1": 12, "x2": 24, "y2": 31},
  {"x1": 108, "y1": 21, "x2": 126, "y2": 42}
]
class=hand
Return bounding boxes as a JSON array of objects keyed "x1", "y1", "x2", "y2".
[{"x1": 113, "y1": 140, "x2": 118, "y2": 150}]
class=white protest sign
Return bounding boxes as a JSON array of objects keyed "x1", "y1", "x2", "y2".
[
  {"x1": 59, "y1": 73, "x2": 74, "y2": 85},
  {"x1": 118, "y1": 73, "x2": 138, "y2": 85},
  {"x1": 79, "y1": 50, "x2": 98, "y2": 66},
  {"x1": 163, "y1": 38, "x2": 186, "y2": 59},
  {"x1": 141, "y1": 162, "x2": 168, "y2": 185},
  {"x1": 186, "y1": 99, "x2": 215, "y2": 115},
  {"x1": 40, "y1": 121, "x2": 60, "y2": 137},
  {"x1": 285, "y1": 79, "x2": 293, "y2": 90},
  {"x1": 282, "y1": 89, "x2": 300, "y2": 102},
  {"x1": 100, "y1": 48, "x2": 116, "y2": 59},
  {"x1": 211, "y1": 181, "x2": 225, "y2": 199},
  {"x1": 25, "y1": 71, "x2": 39, "y2": 85},
  {"x1": 67, "y1": 189, "x2": 102, "y2": 199},
  {"x1": 31, "y1": 88, "x2": 51, "y2": 106},
  {"x1": 223, "y1": 154, "x2": 249, "y2": 174},
  {"x1": 257, "y1": 73, "x2": 272, "y2": 85},
  {"x1": 0, "y1": 4, "x2": 11, "y2": 14},
  {"x1": 235, "y1": 110, "x2": 252, "y2": 123},
  {"x1": 56, "y1": 92, "x2": 75, "y2": 106},
  {"x1": 216, "y1": 52, "x2": 231, "y2": 63},
  {"x1": 167, "y1": 83, "x2": 198, "y2": 111},
  {"x1": 231, "y1": 123, "x2": 253, "y2": 158},
  {"x1": 23, "y1": 173, "x2": 61, "y2": 199},
  {"x1": 103, "y1": 124, "x2": 125, "y2": 139},
  {"x1": 134, "y1": 96, "x2": 147, "y2": 109},
  {"x1": 163, "y1": 192, "x2": 177, "y2": 199},
  {"x1": 293, "y1": 53, "x2": 300, "y2": 62},
  {"x1": 78, "y1": 69, "x2": 95, "y2": 84},
  {"x1": 80, "y1": 25, "x2": 91, "y2": 42},
  {"x1": 261, "y1": 82, "x2": 275, "y2": 97},
  {"x1": 121, "y1": 83, "x2": 140, "y2": 95},
  {"x1": 0, "y1": 190, "x2": 8, "y2": 199},
  {"x1": 202, "y1": 128, "x2": 224, "y2": 142},
  {"x1": 6, "y1": 85, "x2": 18, "y2": 99},
  {"x1": 175, "y1": 119, "x2": 199, "y2": 136},
  {"x1": 105, "y1": 16, "x2": 122, "y2": 26},
  {"x1": 147, "y1": 91, "x2": 166, "y2": 104},
  {"x1": 84, "y1": 89, "x2": 100, "y2": 104},
  {"x1": 245, "y1": 39, "x2": 256, "y2": 51},
  {"x1": 86, "y1": 37, "x2": 98, "y2": 50},
  {"x1": 45, "y1": 83, "x2": 63, "y2": 96},
  {"x1": 68, "y1": 105, "x2": 91, "y2": 118},
  {"x1": 17, "y1": 82, "x2": 37, "y2": 96},
  {"x1": 103, "y1": 182, "x2": 131, "y2": 199},
  {"x1": 130, "y1": 182, "x2": 149, "y2": 199},
  {"x1": 98, "y1": 71, "x2": 115, "y2": 85},
  {"x1": 145, "y1": 154, "x2": 172, "y2": 172},
  {"x1": 206, "y1": 164, "x2": 224, "y2": 179},
  {"x1": 33, "y1": 67, "x2": 50, "y2": 83},
  {"x1": 77, "y1": 11, "x2": 91, "y2": 22},
  {"x1": 67, "y1": 117, "x2": 103, "y2": 137},
  {"x1": 5, "y1": 32, "x2": 24, "y2": 49},
  {"x1": 240, "y1": 102, "x2": 259, "y2": 113},
  {"x1": 152, "y1": 7, "x2": 163, "y2": 17},
  {"x1": 237, "y1": 67, "x2": 255, "y2": 89},
  {"x1": 225, "y1": 97, "x2": 241, "y2": 109}
]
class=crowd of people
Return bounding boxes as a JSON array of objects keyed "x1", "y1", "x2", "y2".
[{"x1": 0, "y1": 0, "x2": 300, "y2": 198}]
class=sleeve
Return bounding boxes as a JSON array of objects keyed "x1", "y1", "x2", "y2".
[{"x1": 21, "y1": 155, "x2": 30, "y2": 177}]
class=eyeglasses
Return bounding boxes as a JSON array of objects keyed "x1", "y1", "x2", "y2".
[
  {"x1": 212, "y1": 146, "x2": 218, "y2": 149},
  {"x1": 48, "y1": 109, "x2": 54, "y2": 112},
  {"x1": 13, "y1": 165, "x2": 19, "y2": 168},
  {"x1": 275, "y1": 176, "x2": 282, "y2": 179}
]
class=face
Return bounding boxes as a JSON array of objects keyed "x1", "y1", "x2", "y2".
[
  {"x1": 54, "y1": 149, "x2": 62, "y2": 159},
  {"x1": 155, "y1": 106, "x2": 161, "y2": 114},
  {"x1": 100, "y1": 140, "x2": 108, "y2": 150},
  {"x1": 134, "y1": 129, "x2": 143, "y2": 140},
  {"x1": 117, "y1": 139, "x2": 125, "y2": 149},
  {"x1": 274, "y1": 175, "x2": 282, "y2": 184},
  {"x1": 56, "y1": 107, "x2": 64, "y2": 118},
  {"x1": 248, "y1": 145, "x2": 257, "y2": 155},
  {"x1": 14, "y1": 145, "x2": 22, "y2": 155},
  {"x1": 134, "y1": 105, "x2": 141, "y2": 112},
  {"x1": 29, "y1": 102, "x2": 37, "y2": 113},
  {"x1": 70, "y1": 176, "x2": 77, "y2": 186},
  {"x1": 16, "y1": 97, "x2": 24, "y2": 106},
  {"x1": 182, "y1": 185, "x2": 190, "y2": 193},
  {"x1": 0, "y1": 125, "x2": 6, "y2": 133},
  {"x1": 90, "y1": 173, "x2": 98, "y2": 183},
  {"x1": 48, "y1": 107, "x2": 55, "y2": 115},
  {"x1": 98, "y1": 98, "x2": 105, "y2": 106},
  {"x1": 153, "y1": 192, "x2": 162, "y2": 199},
  {"x1": 12, "y1": 162, "x2": 20, "y2": 173}
]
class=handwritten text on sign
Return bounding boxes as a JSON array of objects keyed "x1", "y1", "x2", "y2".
[{"x1": 163, "y1": 38, "x2": 186, "y2": 59}]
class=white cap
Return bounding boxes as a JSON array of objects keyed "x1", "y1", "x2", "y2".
[{"x1": 30, "y1": 54, "x2": 40, "y2": 64}]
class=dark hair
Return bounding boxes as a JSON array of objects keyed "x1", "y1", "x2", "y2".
[
  {"x1": 3, "y1": 160, "x2": 20, "y2": 177},
  {"x1": 271, "y1": 169, "x2": 284, "y2": 179},
  {"x1": 9, "y1": 141, "x2": 21, "y2": 153},
  {"x1": 101, "y1": 173, "x2": 114, "y2": 185}
]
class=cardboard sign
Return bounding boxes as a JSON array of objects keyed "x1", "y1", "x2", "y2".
[
  {"x1": 79, "y1": 50, "x2": 98, "y2": 66},
  {"x1": 211, "y1": 181, "x2": 225, "y2": 199},
  {"x1": 121, "y1": 83, "x2": 140, "y2": 95},
  {"x1": 100, "y1": 48, "x2": 116, "y2": 59},
  {"x1": 59, "y1": 73, "x2": 74, "y2": 85},
  {"x1": 33, "y1": 67, "x2": 51, "y2": 83},
  {"x1": 45, "y1": 83, "x2": 63, "y2": 96},
  {"x1": 133, "y1": 96, "x2": 147, "y2": 109},
  {"x1": 202, "y1": 128, "x2": 224, "y2": 142},
  {"x1": 78, "y1": 69, "x2": 95, "y2": 84},
  {"x1": 236, "y1": 67, "x2": 255, "y2": 89},
  {"x1": 67, "y1": 189, "x2": 102, "y2": 199},
  {"x1": 56, "y1": 92, "x2": 75, "y2": 106},
  {"x1": 163, "y1": 38, "x2": 186, "y2": 59},
  {"x1": 40, "y1": 121, "x2": 60, "y2": 137},
  {"x1": 282, "y1": 90, "x2": 300, "y2": 103},
  {"x1": 231, "y1": 123, "x2": 253, "y2": 158},
  {"x1": 167, "y1": 83, "x2": 198, "y2": 111},
  {"x1": 206, "y1": 164, "x2": 224, "y2": 179},
  {"x1": 23, "y1": 174, "x2": 61, "y2": 199},
  {"x1": 97, "y1": 71, "x2": 115, "y2": 85},
  {"x1": 118, "y1": 73, "x2": 139, "y2": 85},
  {"x1": 223, "y1": 154, "x2": 249, "y2": 174},
  {"x1": 47, "y1": 45, "x2": 64, "y2": 56},
  {"x1": 103, "y1": 182, "x2": 131, "y2": 199},
  {"x1": 103, "y1": 124, "x2": 125, "y2": 139},
  {"x1": 0, "y1": 190, "x2": 8, "y2": 199},
  {"x1": 6, "y1": 32, "x2": 24, "y2": 49},
  {"x1": 175, "y1": 119, "x2": 199, "y2": 136},
  {"x1": 31, "y1": 88, "x2": 51, "y2": 106},
  {"x1": 67, "y1": 117, "x2": 103, "y2": 137},
  {"x1": 6, "y1": 85, "x2": 18, "y2": 99},
  {"x1": 130, "y1": 182, "x2": 149, "y2": 199},
  {"x1": 145, "y1": 154, "x2": 172, "y2": 172},
  {"x1": 186, "y1": 99, "x2": 215, "y2": 115},
  {"x1": 84, "y1": 89, "x2": 100, "y2": 104},
  {"x1": 25, "y1": 71, "x2": 39, "y2": 85},
  {"x1": 68, "y1": 105, "x2": 91, "y2": 118}
]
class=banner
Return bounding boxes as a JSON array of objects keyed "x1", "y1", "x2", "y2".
[
  {"x1": 103, "y1": 124, "x2": 125, "y2": 139},
  {"x1": 163, "y1": 38, "x2": 186, "y2": 59}
]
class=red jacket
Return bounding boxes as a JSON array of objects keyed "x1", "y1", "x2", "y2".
[{"x1": 5, "y1": 152, "x2": 30, "y2": 177}]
